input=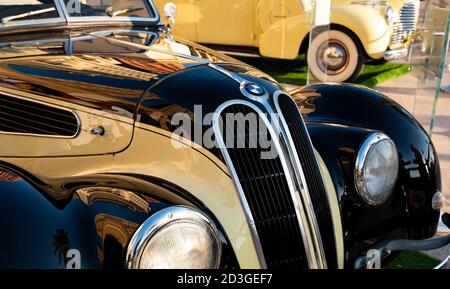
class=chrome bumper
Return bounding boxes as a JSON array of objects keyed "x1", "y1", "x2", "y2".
[
  {"x1": 384, "y1": 48, "x2": 409, "y2": 61},
  {"x1": 355, "y1": 213, "x2": 450, "y2": 269},
  {"x1": 354, "y1": 234, "x2": 450, "y2": 269}
]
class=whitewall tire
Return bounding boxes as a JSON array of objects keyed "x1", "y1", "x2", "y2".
[{"x1": 307, "y1": 29, "x2": 364, "y2": 83}]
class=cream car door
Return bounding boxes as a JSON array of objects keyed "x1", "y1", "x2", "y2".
[{"x1": 196, "y1": 0, "x2": 256, "y2": 46}]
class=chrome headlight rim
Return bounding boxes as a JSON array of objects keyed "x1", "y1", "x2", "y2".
[
  {"x1": 385, "y1": 5, "x2": 394, "y2": 24},
  {"x1": 126, "y1": 205, "x2": 222, "y2": 269},
  {"x1": 354, "y1": 132, "x2": 399, "y2": 206}
]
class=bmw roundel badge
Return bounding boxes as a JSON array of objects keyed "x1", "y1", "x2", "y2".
[{"x1": 243, "y1": 82, "x2": 266, "y2": 97}]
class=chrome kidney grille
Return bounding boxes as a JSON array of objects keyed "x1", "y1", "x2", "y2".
[
  {"x1": 214, "y1": 94, "x2": 337, "y2": 269},
  {"x1": 216, "y1": 103, "x2": 309, "y2": 269},
  {"x1": 391, "y1": 2, "x2": 417, "y2": 46}
]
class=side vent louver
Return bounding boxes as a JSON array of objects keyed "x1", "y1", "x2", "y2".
[{"x1": 0, "y1": 94, "x2": 79, "y2": 137}]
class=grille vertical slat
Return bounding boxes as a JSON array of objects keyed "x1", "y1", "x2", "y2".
[
  {"x1": 277, "y1": 94, "x2": 337, "y2": 268},
  {"x1": 235, "y1": 105, "x2": 293, "y2": 267},
  {"x1": 219, "y1": 104, "x2": 308, "y2": 269},
  {"x1": 0, "y1": 94, "x2": 79, "y2": 137}
]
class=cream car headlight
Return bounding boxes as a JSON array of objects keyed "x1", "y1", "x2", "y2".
[
  {"x1": 385, "y1": 5, "x2": 394, "y2": 24},
  {"x1": 126, "y1": 206, "x2": 222, "y2": 269},
  {"x1": 355, "y1": 133, "x2": 399, "y2": 205}
]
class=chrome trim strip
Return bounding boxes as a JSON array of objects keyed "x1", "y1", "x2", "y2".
[
  {"x1": 0, "y1": 91, "x2": 81, "y2": 139},
  {"x1": 273, "y1": 91, "x2": 328, "y2": 269},
  {"x1": 66, "y1": 16, "x2": 159, "y2": 24},
  {"x1": 126, "y1": 205, "x2": 222, "y2": 269},
  {"x1": 213, "y1": 99, "x2": 317, "y2": 269},
  {"x1": 57, "y1": 0, "x2": 70, "y2": 21},
  {"x1": 354, "y1": 132, "x2": 398, "y2": 205}
]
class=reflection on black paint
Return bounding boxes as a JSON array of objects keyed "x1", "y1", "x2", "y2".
[{"x1": 52, "y1": 228, "x2": 71, "y2": 266}]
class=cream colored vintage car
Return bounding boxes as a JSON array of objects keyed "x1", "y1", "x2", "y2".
[{"x1": 154, "y1": 0, "x2": 419, "y2": 82}]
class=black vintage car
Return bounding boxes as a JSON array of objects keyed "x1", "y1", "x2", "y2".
[{"x1": 0, "y1": 0, "x2": 448, "y2": 269}]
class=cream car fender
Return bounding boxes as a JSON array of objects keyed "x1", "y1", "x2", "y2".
[
  {"x1": 331, "y1": 4, "x2": 391, "y2": 59},
  {"x1": 259, "y1": 14, "x2": 309, "y2": 60}
]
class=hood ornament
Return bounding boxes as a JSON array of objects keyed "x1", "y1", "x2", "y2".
[{"x1": 164, "y1": 2, "x2": 177, "y2": 41}]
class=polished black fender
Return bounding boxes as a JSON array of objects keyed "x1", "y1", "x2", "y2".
[
  {"x1": 0, "y1": 163, "x2": 238, "y2": 269},
  {"x1": 292, "y1": 84, "x2": 441, "y2": 262}
]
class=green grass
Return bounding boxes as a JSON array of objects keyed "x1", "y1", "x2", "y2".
[
  {"x1": 237, "y1": 54, "x2": 410, "y2": 88},
  {"x1": 383, "y1": 252, "x2": 441, "y2": 269}
]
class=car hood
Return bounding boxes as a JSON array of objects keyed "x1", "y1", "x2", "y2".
[{"x1": 0, "y1": 28, "x2": 277, "y2": 120}]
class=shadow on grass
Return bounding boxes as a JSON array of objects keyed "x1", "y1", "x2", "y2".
[{"x1": 237, "y1": 54, "x2": 410, "y2": 88}]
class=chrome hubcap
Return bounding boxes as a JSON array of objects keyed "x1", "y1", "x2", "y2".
[
  {"x1": 323, "y1": 46, "x2": 345, "y2": 67},
  {"x1": 316, "y1": 41, "x2": 349, "y2": 75}
]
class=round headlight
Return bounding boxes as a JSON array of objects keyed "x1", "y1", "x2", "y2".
[
  {"x1": 385, "y1": 5, "x2": 394, "y2": 24},
  {"x1": 126, "y1": 206, "x2": 222, "y2": 269},
  {"x1": 355, "y1": 133, "x2": 399, "y2": 205}
]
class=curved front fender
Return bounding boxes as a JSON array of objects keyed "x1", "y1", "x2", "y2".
[
  {"x1": 331, "y1": 4, "x2": 391, "y2": 59},
  {"x1": 295, "y1": 84, "x2": 441, "y2": 263}
]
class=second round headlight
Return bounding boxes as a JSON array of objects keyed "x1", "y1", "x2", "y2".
[
  {"x1": 355, "y1": 133, "x2": 399, "y2": 205},
  {"x1": 126, "y1": 206, "x2": 222, "y2": 269}
]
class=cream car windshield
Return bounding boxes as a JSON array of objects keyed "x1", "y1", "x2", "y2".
[
  {"x1": 0, "y1": 0, "x2": 60, "y2": 24},
  {"x1": 63, "y1": 0, "x2": 156, "y2": 19}
]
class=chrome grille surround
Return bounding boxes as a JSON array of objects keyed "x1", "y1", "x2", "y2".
[
  {"x1": 391, "y1": 2, "x2": 417, "y2": 46},
  {"x1": 212, "y1": 98, "x2": 327, "y2": 269},
  {"x1": 207, "y1": 61, "x2": 331, "y2": 268}
]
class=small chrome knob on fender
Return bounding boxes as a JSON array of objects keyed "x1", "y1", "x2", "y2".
[{"x1": 83, "y1": 126, "x2": 105, "y2": 136}]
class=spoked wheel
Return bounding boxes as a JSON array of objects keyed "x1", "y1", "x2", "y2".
[{"x1": 307, "y1": 29, "x2": 365, "y2": 83}]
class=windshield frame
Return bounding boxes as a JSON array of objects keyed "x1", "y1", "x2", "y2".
[{"x1": 0, "y1": 0, "x2": 161, "y2": 31}]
